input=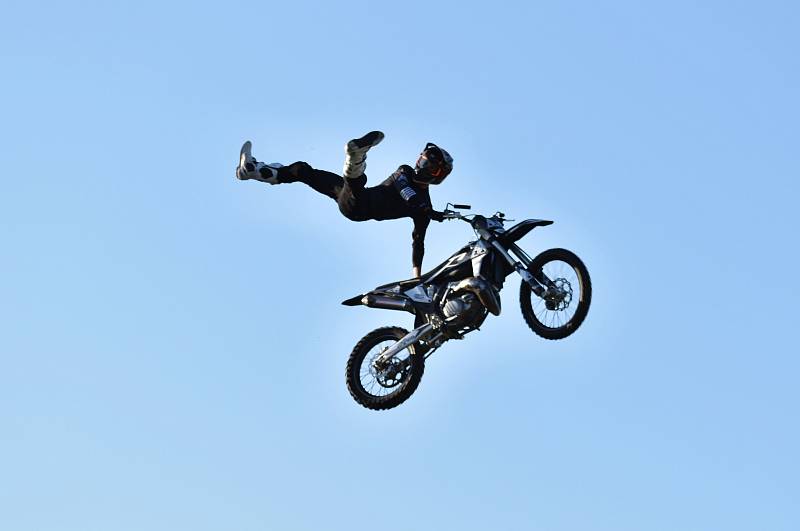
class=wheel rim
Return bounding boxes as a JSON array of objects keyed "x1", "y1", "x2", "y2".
[
  {"x1": 358, "y1": 338, "x2": 414, "y2": 398},
  {"x1": 530, "y1": 259, "x2": 583, "y2": 329}
]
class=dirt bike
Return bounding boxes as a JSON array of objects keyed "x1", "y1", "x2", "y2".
[{"x1": 342, "y1": 204, "x2": 592, "y2": 410}]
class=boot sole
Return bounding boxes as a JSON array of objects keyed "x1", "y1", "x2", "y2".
[
  {"x1": 237, "y1": 141, "x2": 253, "y2": 180},
  {"x1": 347, "y1": 130, "x2": 384, "y2": 152}
]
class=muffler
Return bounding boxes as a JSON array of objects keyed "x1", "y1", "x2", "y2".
[{"x1": 362, "y1": 294, "x2": 413, "y2": 312}]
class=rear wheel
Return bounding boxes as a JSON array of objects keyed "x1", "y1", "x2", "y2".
[
  {"x1": 346, "y1": 327, "x2": 425, "y2": 411},
  {"x1": 520, "y1": 248, "x2": 591, "y2": 340}
]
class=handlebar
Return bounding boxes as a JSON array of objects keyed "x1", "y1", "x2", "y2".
[
  {"x1": 442, "y1": 210, "x2": 493, "y2": 234},
  {"x1": 441, "y1": 209, "x2": 465, "y2": 220},
  {"x1": 442, "y1": 208, "x2": 510, "y2": 224}
]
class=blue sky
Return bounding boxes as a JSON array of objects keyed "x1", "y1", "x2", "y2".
[{"x1": 1, "y1": 1, "x2": 798, "y2": 530}]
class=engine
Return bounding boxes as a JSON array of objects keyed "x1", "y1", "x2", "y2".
[{"x1": 441, "y1": 291, "x2": 486, "y2": 330}]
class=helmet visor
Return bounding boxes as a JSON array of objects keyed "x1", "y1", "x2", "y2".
[{"x1": 414, "y1": 144, "x2": 453, "y2": 185}]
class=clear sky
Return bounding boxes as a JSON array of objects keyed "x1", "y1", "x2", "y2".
[{"x1": 2, "y1": 1, "x2": 798, "y2": 530}]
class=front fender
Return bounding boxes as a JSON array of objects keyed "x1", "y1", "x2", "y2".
[{"x1": 498, "y1": 219, "x2": 553, "y2": 245}]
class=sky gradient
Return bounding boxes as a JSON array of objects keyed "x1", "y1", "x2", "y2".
[{"x1": 2, "y1": 1, "x2": 798, "y2": 530}]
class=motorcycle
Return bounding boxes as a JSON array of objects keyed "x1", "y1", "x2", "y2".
[{"x1": 342, "y1": 204, "x2": 592, "y2": 410}]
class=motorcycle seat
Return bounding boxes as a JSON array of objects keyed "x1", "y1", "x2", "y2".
[
  {"x1": 376, "y1": 266, "x2": 444, "y2": 290},
  {"x1": 377, "y1": 277, "x2": 424, "y2": 290}
]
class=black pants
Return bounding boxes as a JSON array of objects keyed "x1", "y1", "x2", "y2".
[{"x1": 277, "y1": 162, "x2": 370, "y2": 221}]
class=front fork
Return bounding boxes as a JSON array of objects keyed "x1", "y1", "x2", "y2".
[{"x1": 492, "y1": 240, "x2": 550, "y2": 296}]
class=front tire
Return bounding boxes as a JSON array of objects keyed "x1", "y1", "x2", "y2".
[
  {"x1": 520, "y1": 248, "x2": 592, "y2": 340},
  {"x1": 346, "y1": 326, "x2": 425, "y2": 411}
]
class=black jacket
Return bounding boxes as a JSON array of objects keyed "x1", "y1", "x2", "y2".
[{"x1": 363, "y1": 165, "x2": 444, "y2": 270}]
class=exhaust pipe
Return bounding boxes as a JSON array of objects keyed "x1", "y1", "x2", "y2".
[
  {"x1": 362, "y1": 294, "x2": 413, "y2": 312},
  {"x1": 453, "y1": 277, "x2": 501, "y2": 316}
]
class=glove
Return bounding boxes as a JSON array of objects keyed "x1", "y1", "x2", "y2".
[{"x1": 429, "y1": 209, "x2": 445, "y2": 222}]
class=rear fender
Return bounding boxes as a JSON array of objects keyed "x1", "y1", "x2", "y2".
[{"x1": 341, "y1": 294, "x2": 365, "y2": 306}]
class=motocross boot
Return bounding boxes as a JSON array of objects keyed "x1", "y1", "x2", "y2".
[
  {"x1": 342, "y1": 130, "x2": 384, "y2": 180},
  {"x1": 236, "y1": 141, "x2": 284, "y2": 184}
]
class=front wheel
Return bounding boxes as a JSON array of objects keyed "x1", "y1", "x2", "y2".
[
  {"x1": 346, "y1": 327, "x2": 425, "y2": 411},
  {"x1": 520, "y1": 248, "x2": 592, "y2": 340}
]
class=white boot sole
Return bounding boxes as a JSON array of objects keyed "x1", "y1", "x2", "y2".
[
  {"x1": 345, "y1": 131, "x2": 385, "y2": 155},
  {"x1": 237, "y1": 141, "x2": 254, "y2": 180}
]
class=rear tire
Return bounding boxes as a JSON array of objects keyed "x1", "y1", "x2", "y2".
[
  {"x1": 520, "y1": 248, "x2": 592, "y2": 340},
  {"x1": 345, "y1": 326, "x2": 425, "y2": 411}
]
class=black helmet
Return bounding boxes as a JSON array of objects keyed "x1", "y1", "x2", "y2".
[{"x1": 414, "y1": 143, "x2": 453, "y2": 185}]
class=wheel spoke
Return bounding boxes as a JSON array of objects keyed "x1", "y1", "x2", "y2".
[
  {"x1": 528, "y1": 259, "x2": 583, "y2": 330},
  {"x1": 356, "y1": 337, "x2": 414, "y2": 398}
]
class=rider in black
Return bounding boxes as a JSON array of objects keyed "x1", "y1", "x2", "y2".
[{"x1": 236, "y1": 131, "x2": 454, "y2": 277}]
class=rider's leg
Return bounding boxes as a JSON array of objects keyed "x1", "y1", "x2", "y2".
[
  {"x1": 336, "y1": 131, "x2": 383, "y2": 220},
  {"x1": 276, "y1": 162, "x2": 344, "y2": 200},
  {"x1": 237, "y1": 141, "x2": 344, "y2": 200},
  {"x1": 249, "y1": 154, "x2": 370, "y2": 218},
  {"x1": 337, "y1": 173, "x2": 369, "y2": 220},
  {"x1": 236, "y1": 135, "x2": 378, "y2": 219},
  {"x1": 236, "y1": 141, "x2": 283, "y2": 184},
  {"x1": 342, "y1": 130, "x2": 384, "y2": 180},
  {"x1": 281, "y1": 162, "x2": 369, "y2": 220}
]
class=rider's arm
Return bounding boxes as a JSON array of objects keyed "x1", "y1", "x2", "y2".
[{"x1": 411, "y1": 215, "x2": 431, "y2": 276}]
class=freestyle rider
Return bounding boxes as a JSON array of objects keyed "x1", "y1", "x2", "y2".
[{"x1": 235, "y1": 131, "x2": 454, "y2": 277}]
